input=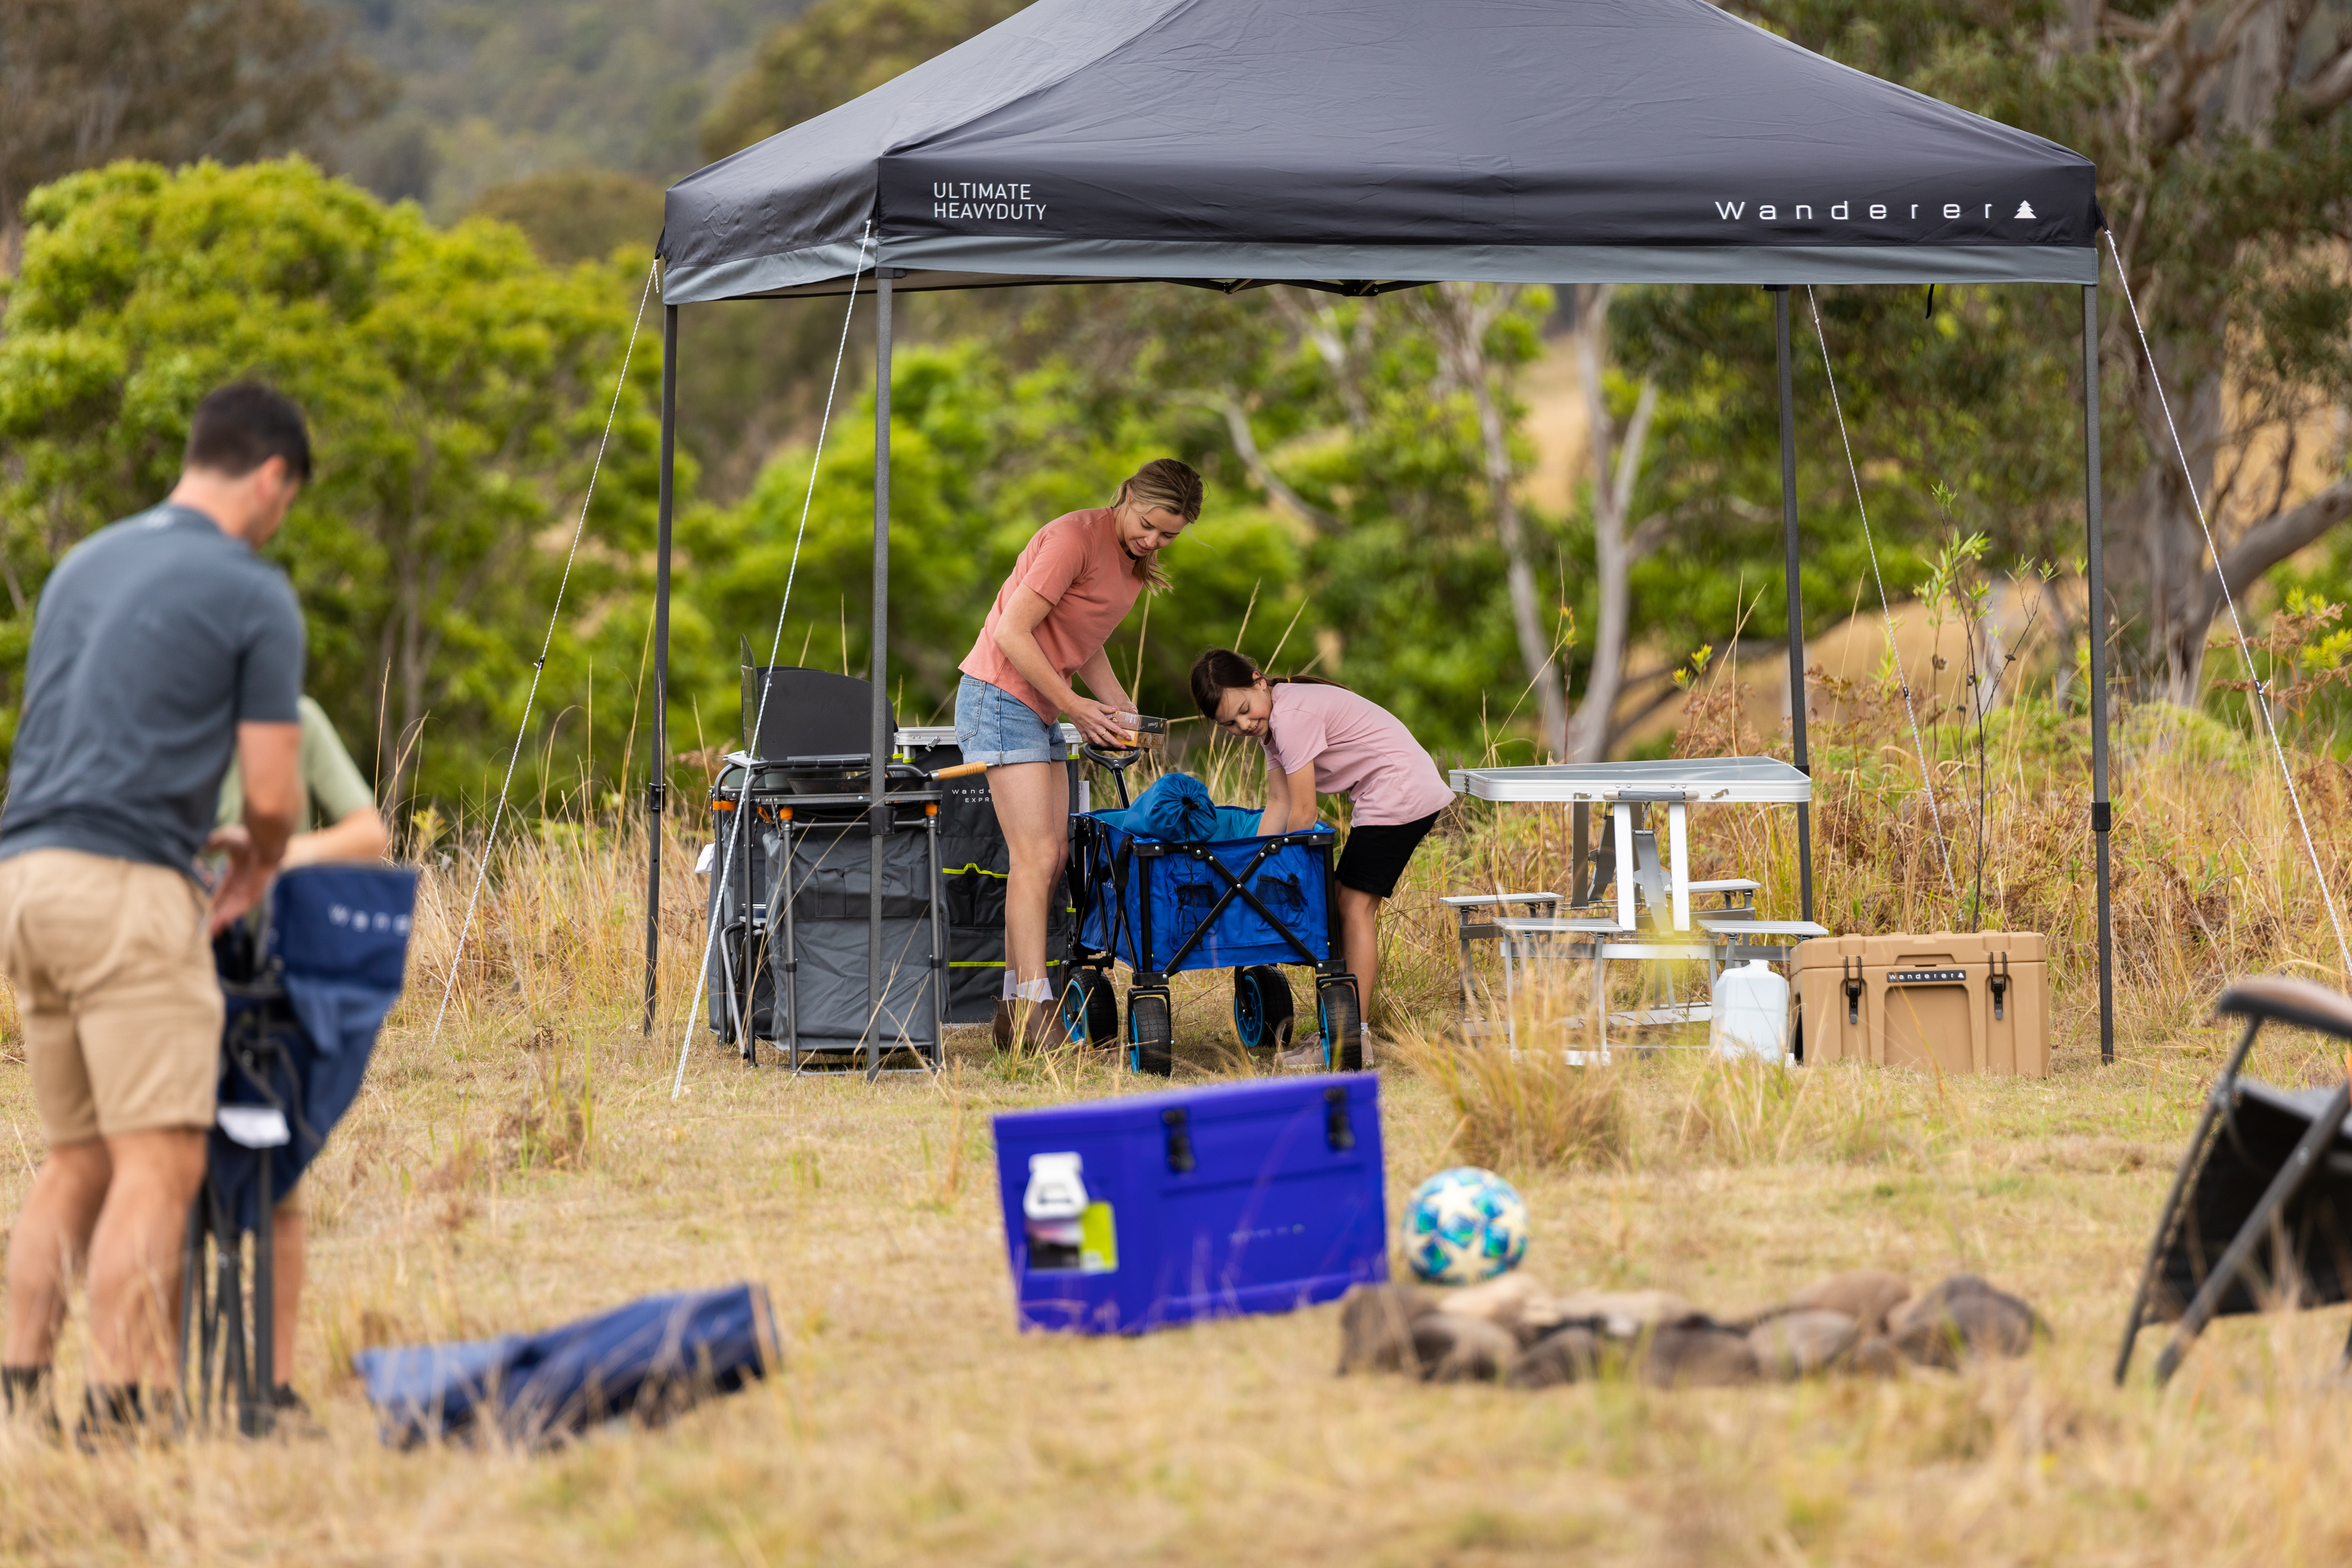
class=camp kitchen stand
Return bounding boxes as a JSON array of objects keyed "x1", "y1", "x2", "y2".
[
  {"x1": 705, "y1": 668, "x2": 971, "y2": 1076},
  {"x1": 1444, "y1": 758, "x2": 1827, "y2": 1053}
]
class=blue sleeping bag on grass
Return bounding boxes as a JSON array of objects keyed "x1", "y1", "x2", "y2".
[
  {"x1": 354, "y1": 1282, "x2": 777, "y2": 1449},
  {"x1": 1097, "y1": 771, "x2": 1262, "y2": 843}
]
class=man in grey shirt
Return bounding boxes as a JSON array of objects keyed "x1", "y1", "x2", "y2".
[{"x1": 0, "y1": 382, "x2": 307, "y2": 1442}]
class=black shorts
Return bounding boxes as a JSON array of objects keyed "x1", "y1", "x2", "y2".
[{"x1": 1334, "y1": 811, "x2": 1441, "y2": 899}]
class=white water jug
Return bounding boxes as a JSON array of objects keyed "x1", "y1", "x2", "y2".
[{"x1": 1710, "y1": 960, "x2": 1791, "y2": 1061}]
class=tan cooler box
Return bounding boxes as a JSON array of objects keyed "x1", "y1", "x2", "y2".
[{"x1": 1795, "y1": 932, "x2": 2049, "y2": 1077}]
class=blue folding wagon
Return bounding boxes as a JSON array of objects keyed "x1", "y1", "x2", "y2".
[{"x1": 1062, "y1": 756, "x2": 1361, "y2": 1076}]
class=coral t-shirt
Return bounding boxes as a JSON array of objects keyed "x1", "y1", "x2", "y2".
[
  {"x1": 1259, "y1": 682, "x2": 1455, "y2": 827},
  {"x1": 961, "y1": 508, "x2": 1146, "y2": 721}
]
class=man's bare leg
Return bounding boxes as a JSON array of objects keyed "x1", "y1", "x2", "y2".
[
  {"x1": 4, "y1": 1139, "x2": 112, "y2": 1369},
  {"x1": 84, "y1": 1128, "x2": 207, "y2": 1389},
  {"x1": 271, "y1": 1199, "x2": 304, "y2": 1385}
]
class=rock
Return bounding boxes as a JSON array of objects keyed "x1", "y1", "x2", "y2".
[
  {"x1": 1441, "y1": 1272, "x2": 1552, "y2": 1343},
  {"x1": 1748, "y1": 1309, "x2": 1860, "y2": 1379},
  {"x1": 1888, "y1": 1275, "x2": 2046, "y2": 1368},
  {"x1": 1636, "y1": 1324, "x2": 1759, "y2": 1388},
  {"x1": 1783, "y1": 1270, "x2": 1913, "y2": 1337},
  {"x1": 1547, "y1": 1289, "x2": 1700, "y2": 1339},
  {"x1": 1847, "y1": 1336, "x2": 1905, "y2": 1378},
  {"x1": 1411, "y1": 1312, "x2": 1517, "y2": 1384},
  {"x1": 1507, "y1": 1325, "x2": 1601, "y2": 1389},
  {"x1": 1335, "y1": 1283, "x2": 1438, "y2": 1374}
]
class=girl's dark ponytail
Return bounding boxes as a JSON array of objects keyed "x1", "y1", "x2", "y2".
[{"x1": 1190, "y1": 648, "x2": 1347, "y2": 720}]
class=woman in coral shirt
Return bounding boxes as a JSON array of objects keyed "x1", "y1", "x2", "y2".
[{"x1": 955, "y1": 459, "x2": 1202, "y2": 1048}]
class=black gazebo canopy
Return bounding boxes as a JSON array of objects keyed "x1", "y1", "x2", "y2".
[{"x1": 650, "y1": 0, "x2": 2117, "y2": 1057}]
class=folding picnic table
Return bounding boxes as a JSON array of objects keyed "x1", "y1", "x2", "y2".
[
  {"x1": 1449, "y1": 757, "x2": 1813, "y2": 936},
  {"x1": 1446, "y1": 758, "x2": 1824, "y2": 1049}
]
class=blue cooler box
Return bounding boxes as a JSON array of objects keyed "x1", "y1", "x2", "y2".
[{"x1": 993, "y1": 1075, "x2": 1388, "y2": 1334}]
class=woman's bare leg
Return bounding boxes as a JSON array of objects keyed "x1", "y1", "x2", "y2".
[
  {"x1": 987, "y1": 761, "x2": 1070, "y2": 1016},
  {"x1": 1338, "y1": 885, "x2": 1384, "y2": 1029}
]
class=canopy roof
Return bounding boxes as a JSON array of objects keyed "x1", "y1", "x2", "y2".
[{"x1": 661, "y1": 0, "x2": 2100, "y2": 303}]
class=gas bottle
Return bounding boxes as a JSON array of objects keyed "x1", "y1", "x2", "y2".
[{"x1": 1710, "y1": 960, "x2": 1791, "y2": 1061}]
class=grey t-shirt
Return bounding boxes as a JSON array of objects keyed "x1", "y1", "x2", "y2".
[{"x1": 0, "y1": 503, "x2": 305, "y2": 876}]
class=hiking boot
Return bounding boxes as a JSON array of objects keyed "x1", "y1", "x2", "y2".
[
  {"x1": 73, "y1": 1384, "x2": 151, "y2": 1453},
  {"x1": 991, "y1": 1000, "x2": 1017, "y2": 1052},
  {"x1": 1275, "y1": 1039, "x2": 1326, "y2": 1072},
  {"x1": 269, "y1": 1383, "x2": 327, "y2": 1440},
  {"x1": 1017, "y1": 996, "x2": 1071, "y2": 1051},
  {"x1": 2, "y1": 1365, "x2": 61, "y2": 1447}
]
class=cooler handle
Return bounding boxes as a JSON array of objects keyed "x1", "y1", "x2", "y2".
[
  {"x1": 1323, "y1": 1086, "x2": 1355, "y2": 1152},
  {"x1": 1161, "y1": 1107, "x2": 1195, "y2": 1173}
]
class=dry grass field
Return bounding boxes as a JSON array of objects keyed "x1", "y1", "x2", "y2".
[{"x1": 8, "y1": 689, "x2": 2352, "y2": 1564}]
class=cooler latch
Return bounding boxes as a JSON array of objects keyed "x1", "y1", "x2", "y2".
[
  {"x1": 1323, "y1": 1086, "x2": 1355, "y2": 1152},
  {"x1": 1161, "y1": 1107, "x2": 1195, "y2": 1173},
  {"x1": 1843, "y1": 957, "x2": 1864, "y2": 1025},
  {"x1": 1989, "y1": 951, "x2": 2010, "y2": 1021}
]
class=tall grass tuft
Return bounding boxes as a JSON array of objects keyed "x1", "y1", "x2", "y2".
[{"x1": 1387, "y1": 1026, "x2": 1630, "y2": 1171}]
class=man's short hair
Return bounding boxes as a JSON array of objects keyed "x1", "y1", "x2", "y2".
[{"x1": 184, "y1": 382, "x2": 313, "y2": 483}]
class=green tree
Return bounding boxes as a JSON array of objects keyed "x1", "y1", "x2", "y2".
[
  {"x1": 699, "y1": 0, "x2": 1031, "y2": 162},
  {"x1": 0, "y1": 158, "x2": 665, "y2": 813},
  {"x1": 0, "y1": 0, "x2": 382, "y2": 235},
  {"x1": 469, "y1": 170, "x2": 666, "y2": 267},
  {"x1": 326, "y1": 0, "x2": 808, "y2": 218},
  {"x1": 1633, "y1": 0, "x2": 2352, "y2": 703}
]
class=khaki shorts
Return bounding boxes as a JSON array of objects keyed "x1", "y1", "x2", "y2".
[{"x1": 0, "y1": 848, "x2": 222, "y2": 1143}]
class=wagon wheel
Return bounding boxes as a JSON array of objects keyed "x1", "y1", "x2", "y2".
[
  {"x1": 1318, "y1": 978, "x2": 1362, "y2": 1072},
  {"x1": 1232, "y1": 965, "x2": 1295, "y2": 1051},
  {"x1": 1059, "y1": 968, "x2": 1119, "y2": 1049},
  {"x1": 1127, "y1": 991, "x2": 1174, "y2": 1076}
]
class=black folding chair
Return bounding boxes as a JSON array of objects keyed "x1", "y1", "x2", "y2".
[
  {"x1": 182, "y1": 865, "x2": 417, "y2": 1435},
  {"x1": 2116, "y1": 976, "x2": 2352, "y2": 1386},
  {"x1": 182, "y1": 1005, "x2": 290, "y2": 1437}
]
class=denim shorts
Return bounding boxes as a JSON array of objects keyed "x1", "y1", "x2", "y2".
[{"x1": 953, "y1": 674, "x2": 1061, "y2": 766}]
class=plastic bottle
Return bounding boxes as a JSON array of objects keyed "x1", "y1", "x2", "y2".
[
  {"x1": 1710, "y1": 959, "x2": 1791, "y2": 1061},
  {"x1": 1023, "y1": 1152, "x2": 1087, "y2": 1269}
]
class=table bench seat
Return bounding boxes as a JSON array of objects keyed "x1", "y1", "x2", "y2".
[{"x1": 1696, "y1": 917, "x2": 1829, "y2": 938}]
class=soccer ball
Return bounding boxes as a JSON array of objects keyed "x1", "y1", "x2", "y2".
[{"x1": 1404, "y1": 1166, "x2": 1529, "y2": 1285}]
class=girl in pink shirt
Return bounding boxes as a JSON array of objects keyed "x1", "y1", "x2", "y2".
[
  {"x1": 1190, "y1": 649, "x2": 1454, "y2": 1047},
  {"x1": 955, "y1": 459, "x2": 1202, "y2": 1050}
]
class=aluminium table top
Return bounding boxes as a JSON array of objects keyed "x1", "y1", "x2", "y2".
[{"x1": 1449, "y1": 756, "x2": 1811, "y2": 805}]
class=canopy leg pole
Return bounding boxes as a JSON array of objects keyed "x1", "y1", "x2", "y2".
[
  {"x1": 869, "y1": 271, "x2": 894, "y2": 1079},
  {"x1": 1772, "y1": 287, "x2": 1815, "y2": 924},
  {"x1": 2084, "y1": 281, "x2": 2113, "y2": 1064},
  {"x1": 644, "y1": 301, "x2": 678, "y2": 1035}
]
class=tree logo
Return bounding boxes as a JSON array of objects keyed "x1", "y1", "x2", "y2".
[{"x1": 2014, "y1": 200, "x2": 2037, "y2": 219}]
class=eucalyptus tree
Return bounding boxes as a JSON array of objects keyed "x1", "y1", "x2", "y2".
[
  {"x1": 0, "y1": 159, "x2": 663, "y2": 811},
  {"x1": 1625, "y1": 0, "x2": 2352, "y2": 704}
]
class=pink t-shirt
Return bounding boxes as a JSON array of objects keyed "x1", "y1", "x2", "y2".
[
  {"x1": 1259, "y1": 682, "x2": 1455, "y2": 827},
  {"x1": 961, "y1": 508, "x2": 1147, "y2": 721}
]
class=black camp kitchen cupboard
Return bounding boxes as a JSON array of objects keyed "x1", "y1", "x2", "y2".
[{"x1": 703, "y1": 668, "x2": 1078, "y2": 1069}]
